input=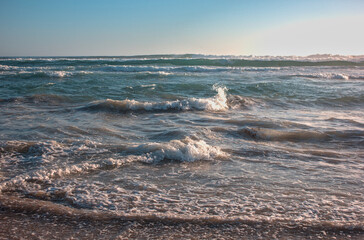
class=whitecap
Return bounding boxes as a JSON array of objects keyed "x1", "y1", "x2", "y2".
[
  {"x1": 131, "y1": 136, "x2": 227, "y2": 163},
  {"x1": 84, "y1": 86, "x2": 231, "y2": 113}
]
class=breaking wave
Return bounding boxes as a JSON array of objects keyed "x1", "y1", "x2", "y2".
[
  {"x1": 82, "y1": 86, "x2": 256, "y2": 113},
  {"x1": 129, "y1": 136, "x2": 227, "y2": 163}
]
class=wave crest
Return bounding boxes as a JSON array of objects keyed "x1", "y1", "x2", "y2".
[
  {"x1": 131, "y1": 137, "x2": 227, "y2": 163},
  {"x1": 295, "y1": 73, "x2": 364, "y2": 80},
  {"x1": 82, "y1": 86, "x2": 243, "y2": 113},
  {"x1": 238, "y1": 127, "x2": 364, "y2": 142}
]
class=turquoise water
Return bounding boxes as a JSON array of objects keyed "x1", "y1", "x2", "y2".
[{"x1": 0, "y1": 55, "x2": 363, "y2": 238}]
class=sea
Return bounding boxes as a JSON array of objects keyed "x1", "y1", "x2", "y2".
[{"x1": 0, "y1": 54, "x2": 363, "y2": 239}]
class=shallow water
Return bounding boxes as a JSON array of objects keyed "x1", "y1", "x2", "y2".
[{"x1": 0, "y1": 55, "x2": 363, "y2": 238}]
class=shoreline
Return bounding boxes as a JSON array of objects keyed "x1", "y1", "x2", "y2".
[{"x1": 1, "y1": 194, "x2": 363, "y2": 239}]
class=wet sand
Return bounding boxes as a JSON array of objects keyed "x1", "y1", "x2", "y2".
[{"x1": 1, "y1": 195, "x2": 362, "y2": 239}]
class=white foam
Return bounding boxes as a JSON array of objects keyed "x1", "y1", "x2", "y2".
[
  {"x1": 294, "y1": 72, "x2": 364, "y2": 80},
  {"x1": 0, "y1": 64, "x2": 17, "y2": 70},
  {"x1": 299, "y1": 73, "x2": 349, "y2": 80},
  {"x1": 0, "y1": 64, "x2": 93, "y2": 77},
  {"x1": 45, "y1": 71, "x2": 69, "y2": 77},
  {"x1": 0, "y1": 140, "x2": 65, "y2": 163},
  {"x1": 0, "y1": 157, "x2": 132, "y2": 193},
  {"x1": 132, "y1": 136, "x2": 227, "y2": 163},
  {"x1": 141, "y1": 71, "x2": 173, "y2": 76},
  {"x1": 98, "y1": 65, "x2": 243, "y2": 74},
  {"x1": 140, "y1": 84, "x2": 157, "y2": 88},
  {"x1": 0, "y1": 140, "x2": 106, "y2": 165}
]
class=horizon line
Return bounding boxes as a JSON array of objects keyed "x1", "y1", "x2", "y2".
[{"x1": 1, "y1": 53, "x2": 364, "y2": 58}]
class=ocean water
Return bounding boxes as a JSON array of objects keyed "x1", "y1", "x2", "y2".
[{"x1": 0, "y1": 54, "x2": 363, "y2": 239}]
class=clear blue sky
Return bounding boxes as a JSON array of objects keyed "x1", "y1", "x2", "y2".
[{"x1": 0, "y1": 0, "x2": 363, "y2": 56}]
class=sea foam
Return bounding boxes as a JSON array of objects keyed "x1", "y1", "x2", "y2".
[{"x1": 131, "y1": 136, "x2": 227, "y2": 163}]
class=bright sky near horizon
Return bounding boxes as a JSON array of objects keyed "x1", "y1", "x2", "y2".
[{"x1": 0, "y1": 0, "x2": 363, "y2": 56}]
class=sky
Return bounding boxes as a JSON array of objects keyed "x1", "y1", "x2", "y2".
[{"x1": 0, "y1": 0, "x2": 363, "y2": 56}]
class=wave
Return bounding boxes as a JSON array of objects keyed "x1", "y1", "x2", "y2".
[
  {"x1": 0, "y1": 158, "x2": 131, "y2": 192},
  {"x1": 0, "y1": 94, "x2": 75, "y2": 105},
  {"x1": 238, "y1": 127, "x2": 364, "y2": 142},
  {"x1": 0, "y1": 139, "x2": 128, "y2": 194},
  {"x1": 82, "y1": 86, "x2": 256, "y2": 113},
  {"x1": 0, "y1": 70, "x2": 92, "y2": 78},
  {"x1": 1, "y1": 54, "x2": 364, "y2": 67},
  {"x1": 0, "y1": 64, "x2": 93, "y2": 78},
  {"x1": 325, "y1": 117, "x2": 364, "y2": 128},
  {"x1": 107, "y1": 58, "x2": 364, "y2": 68},
  {"x1": 0, "y1": 140, "x2": 64, "y2": 157},
  {"x1": 315, "y1": 95, "x2": 364, "y2": 107},
  {"x1": 0, "y1": 64, "x2": 247, "y2": 76},
  {"x1": 2, "y1": 67, "x2": 364, "y2": 80},
  {"x1": 95, "y1": 65, "x2": 245, "y2": 74},
  {"x1": 128, "y1": 136, "x2": 227, "y2": 163},
  {"x1": 0, "y1": 136, "x2": 227, "y2": 165},
  {"x1": 0, "y1": 137, "x2": 226, "y2": 189},
  {"x1": 0, "y1": 140, "x2": 105, "y2": 163},
  {"x1": 294, "y1": 73, "x2": 364, "y2": 80}
]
